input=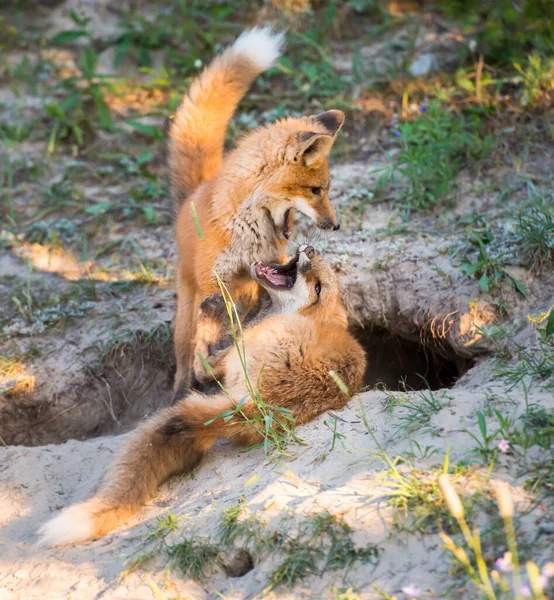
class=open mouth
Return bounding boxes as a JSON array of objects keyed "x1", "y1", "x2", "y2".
[{"x1": 255, "y1": 252, "x2": 299, "y2": 290}]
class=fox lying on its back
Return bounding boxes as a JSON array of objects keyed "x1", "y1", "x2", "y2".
[
  {"x1": 169, "y1": 26, "x2": 345, "y2": 393},
  {"x1": 38, "y1": 247, "x2": 366, "y2": 546}
]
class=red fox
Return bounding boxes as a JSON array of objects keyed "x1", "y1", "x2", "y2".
[
  {"x1": 38, "y1": 247, "x2": 366, "y2": 546},
  {"x1": 168, "y1": 26, "x2": 345, "y2": 393}
]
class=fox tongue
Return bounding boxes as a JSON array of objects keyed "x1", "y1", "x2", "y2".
[
  {"x1": 265, "y1": 271, "x2": 292, "y2": 288},
  {"x1": 255, "y1": 264, "x2": 294, "y2": 289}
]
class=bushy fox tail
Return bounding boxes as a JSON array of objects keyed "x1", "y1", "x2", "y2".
[
  {"x1": 168, "y1": 26, "x2": 285, "y2": 208},
  {"x1": 37, "y1": 392, "x2": 258, "y2": 547}
]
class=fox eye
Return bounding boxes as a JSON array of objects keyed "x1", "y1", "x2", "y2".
[
  {"x1": 311, "y1": 187, "x2": 321, "y2": 195},
  {"x1": 315, "y1": 282, "x2": 321, "y2": 295}
]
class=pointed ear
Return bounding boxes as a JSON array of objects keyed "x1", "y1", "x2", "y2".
[
  {"x1": 293, "y1": 132, "x2": 335, "y2": 166},
  {"x1": 310, "y1": 109, "x2": 345, "y2": 137}
]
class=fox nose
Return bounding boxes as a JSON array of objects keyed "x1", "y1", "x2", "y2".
[
  {"x1": 333, "y1": 223, "x2": 340, "y2": 231},
  {"x1": 319, "y1": 218, "x2": 339, "y2": 231}
]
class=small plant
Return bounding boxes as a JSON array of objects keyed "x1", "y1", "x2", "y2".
[
  {"x1": 323, "y1": 416, "x2": 348, "y2": 453},
  {"x1": 198, "y1": 274, "x2": 301, "y2": 458},
  {"x1": 374, "y1": 103, "x2": 492, "y2": 215},
  {"x1": 123, "y1": 512, "x2": 182, "y2": 576},
  {"x1": 513, "y1": 53, "x2": 554, "y2": 107},
  {"x1": 465, "y1": 410, "x2": 502, "y2": 460},
  {"x1": 270, "y1": 511, "x2": 380, "y2": 589},
  {"x1": 484, "y1": 308, "x2": 554, "y2": 392},
  {"x1": 46, "y1": 12, "x2": 116, "y2": 153},
  {"x1": 355, "y1": 395, "x2": 477, "y2": 534},
  {"x1": 439, "y1": 475, "x2": 554, "y2": 599},
  {"x1": 218, "y1": 502, "x2": 271, "y2": 556},
  {"x1": 513, "y1": 190, "x2": 554, "y2": 271},
  {"x1": 167, "y1": 535, "x2": 223, "y2": 580},
  {"x1": 390, "y1": 387, "x2": 449, "y2": 437},
  {"x1": 458, "y1": 229, "x2": 527, "y2": 297},
  {"x1": 3, "y1": 280, "x2": 95, "y2": 338}
]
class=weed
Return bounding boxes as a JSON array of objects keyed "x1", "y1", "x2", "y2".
[
  {"x1": 25, "y1": 219, "x2": 78, "y2": 245},
  {"x1": 373, "y1": 103, "x2": 492, "y2": 215},
  {"x1": 434, "y1": 0, "x2": 554, "y2": 67},
  {"x1": 439, "y1": 475, "x2": 554, "y2": 600},
  {"x1": 388, "y1": 388, "x2": 449, "y2": 437},
  {"x1": 99, "y1": 323, "x2": 173, "y2": 368},
  {"x1": 323, "y1": 416, "x2": 348, "y2": 454},
  {"x1": 513, "y1": 189, "x2": 554, "y2": 271},
  {"x1": 218, "y1": 502, "x2": 271, "y2": 555},
  {"x1": 167, "y1": 535, "x2": 222, "y2": 581},
  {"x1": 458, "y1": 229, "x2": 527, "y2": 297},
  {"x1": 481, "y1": 309, "x2": 554, "y2": 392},
  {"x1": 513, "y1": 53, "x2": 554, "y2": 107},
  {"x1": 270, "y1": 539, "x2": 324, "y2": 588},
  {"x1": 45, "y1": 12, "x2": 116, "y2": 152},
  {"x1": 198, "y1": 274, "x2": 301, "y2": 458},
  {"x1": 270, "y1": 511, "x2": 379, "y2": 589},
  {"x1": 3, "y1": 280, "x2": 95, "y2": 338},
  {"x1": 465, "y1": 410, "x2": 501, "y2": 461},
  {"x1": 123, "y1": 512, "x2": 182, "y2": 576}
]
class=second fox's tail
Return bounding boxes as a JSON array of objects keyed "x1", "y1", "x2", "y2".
[
  {"x1": 37, "y1": 392, "x2": 259, "y2": 547},
  {"x1": 168, "y1": 26, "x2": 285, "y2": 207}
]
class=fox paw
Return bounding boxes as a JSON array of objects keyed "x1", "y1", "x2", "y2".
[
  {"x1": 192, "y1": 347, "x2": 218, "y2": 385},
  {"x1": 199, "y1": 293, "x2": 227, "y2": 318}
]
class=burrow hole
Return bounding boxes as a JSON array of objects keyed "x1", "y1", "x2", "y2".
[{"x1": 353, "y1": 324, "x2": 473, "y2": 391}]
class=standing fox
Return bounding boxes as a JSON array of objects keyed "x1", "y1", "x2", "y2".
[
  {"x1": 38, "y1": 247, "x2": 366, "y2": 546},
  {"x1": 168, "y1": 26, "x2": 345, "y2": 392}
]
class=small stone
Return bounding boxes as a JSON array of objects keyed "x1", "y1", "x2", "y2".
[{"x1": 409, "y1": 54, "x2": 437, "y2": 77}]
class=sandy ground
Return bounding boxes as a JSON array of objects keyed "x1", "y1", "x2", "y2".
[
  {"x1": 2, "y1": 381, "x2": 551, "y2": 600},
  {"x1": 1, "y1": 2, "x2": 553, "y2": 598}
]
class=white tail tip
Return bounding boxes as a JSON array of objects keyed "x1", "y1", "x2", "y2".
[
  {"x1": 231, "y1": 26, "x2": 285, "y2": 72},
  {"x1": 37, "y1": 504, "x2": 95, "y2": 548}
]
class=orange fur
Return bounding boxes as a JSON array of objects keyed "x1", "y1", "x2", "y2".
[
  {"x1": 168, "y1": 28, "x2": 345, "y2": 390},
  {"x1": 38, "y1": 249, "x2": 366, "y2": 546}
]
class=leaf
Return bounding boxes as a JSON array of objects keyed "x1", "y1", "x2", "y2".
[
  {"x1": 235, "y1": 396, "x2": 247, "y2": 411},
  {"x1": 245, "y1": 473, "x2": 259, "y2": 488},
  {"x1": 462, "y1": 262, "x2": 481, "y2": 277},
  {"x1": 79, "y1": 47, "x2": 99, "y2": 78},
  {"x1": 148, "y1": 579, "x2": 168, "y2": 600},
  {"x1": 142, "y1": 206, "x2": 156, "y2": 222},
  {"x1": 137, "y1": 151, "x2": 153, "y2": 164},
  {"x1": 91, "y1": 86, "x2": 113, "y2": 130},
  {"x1": 478, "y1": 272, "x2": 490, "y2": 292},
  {"x1": 508, "y1": 275, "x2": 527, "y2": 297},
  {"x1": 85, "y1": 201, "x2": 113, "y2": 215},
  {"x1": 51, "y1": 30, "x2": 87, "y2": 44},
  {"x1": 124, "y1": 120, "x2": 162, "y2": 139},
  {"x1": 329, "y1": 370, "x2": 349, "y2": 395},
  {"x1": 197, "y1": 352, "x2": 212, "y2": 372},
  {"x1": 476, "y1": 411, "x2": 487, "y2": 439},
  {"x1": 545, "y1": 308, "x2": 554, "y2": 338}
]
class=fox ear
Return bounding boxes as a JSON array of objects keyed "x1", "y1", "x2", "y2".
[
  {"x1": 310, "y1": 110, "x2": 345, "y2": 137},
  {"x1": 293, "y1": 132, "x2": 335, "y2": 166}
]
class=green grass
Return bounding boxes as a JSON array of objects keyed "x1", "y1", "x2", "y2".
[
  {"x1": 373, "y1": 103, "x2": 493, "y2": 216},
  {"x1": 382, "y1": 387, "x2": 450, "y2": 437},
  {"x1": 99, "y1": 323, "x2": 174, "y2": 368},
  {"x1": 2, "y1": 279, "x2": 96, "y2": 338},
  {"x1": 167, "y1": 535, "x2": 223, "y2": 581},
  {"x1": 480, "y1": 309, "x2": 554, "y2": 392},
  {"x1": 513, "y1": 187, "x2": 554, "y2": 271},
  {"x1": 269, "y1": 511, "x2": 380, "y2": 589},
  {"x1": 453, "y1": 227, "x2": 527, "y2": 300}
]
